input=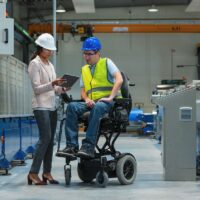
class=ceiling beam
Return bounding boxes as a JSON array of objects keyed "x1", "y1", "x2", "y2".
[{"x1": 28, "y1": 23, "x2": 200, "y2": 35}]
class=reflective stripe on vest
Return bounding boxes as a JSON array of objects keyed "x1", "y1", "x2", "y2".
[{"x1": 86, "y1": 87, "x2": 122, "y2": 98}]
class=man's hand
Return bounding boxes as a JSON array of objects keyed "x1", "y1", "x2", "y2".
[
  {"x1": 98, "y1": 97, "x2": 113, "y2": 103},
  {"x1": 85, "y1": 98, "x2": 95, "y2": 108}
]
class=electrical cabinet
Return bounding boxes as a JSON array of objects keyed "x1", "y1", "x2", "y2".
[
  {"x1": 0, "y1": 18, "x2": 14, "y2": 55},
  {"x1": 152, "y1": 87, "x2": 197, "y2": 181},
  {"x1": 0, "y1": 1, "x2": 14, "y2": 55}
]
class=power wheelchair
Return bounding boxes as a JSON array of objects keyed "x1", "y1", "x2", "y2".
[{"x1": 56, "y1": 72, "x2": 137, "y2": 187}]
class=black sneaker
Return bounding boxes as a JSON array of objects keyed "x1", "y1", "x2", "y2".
[
  {"x1": 77, "y1": 144, "x2": 95, "y2": 158},
  {"x1": 57, "y1": 146, "x2": 78, "y2": 158}
]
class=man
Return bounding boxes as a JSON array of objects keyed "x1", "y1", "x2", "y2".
[{"x1": 62, "y1": 36, "x2": 123, "y2": 158}]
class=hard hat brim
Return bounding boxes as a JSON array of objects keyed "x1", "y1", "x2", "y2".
[
  {"x1": 35, "y1": 41, "x2": 57, "y2": 51},
  {"x1": 81, "y1": 47, "x2": 100, "y2": 51}
]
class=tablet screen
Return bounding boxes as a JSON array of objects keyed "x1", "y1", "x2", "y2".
[{"x1": 60, "y1": 74, "x2": 79, "y2": 88}]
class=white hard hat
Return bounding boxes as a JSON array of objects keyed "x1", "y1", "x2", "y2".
[{"x1": 35, "y1": 33, "x2": 56, "y2": 51}]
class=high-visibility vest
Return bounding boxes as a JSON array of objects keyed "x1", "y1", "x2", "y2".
[{"x1": 82, "y1": 57, "x2": 121, "y2": 101}]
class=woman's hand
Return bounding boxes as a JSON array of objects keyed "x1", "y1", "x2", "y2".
[
  {"x1": 62, "y1": 87, "x2": 71, "y2": 93},
  {"x1": 52, "y1": 78, "x2": 65, "y2": 86}
]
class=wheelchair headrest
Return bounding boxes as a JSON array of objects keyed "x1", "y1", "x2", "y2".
[{"x1": 120, "y1": 72, "x2": 130, "y2": 98}]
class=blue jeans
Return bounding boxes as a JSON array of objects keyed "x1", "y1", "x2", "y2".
[{"x1": 65, "y1": 101, "x2": 113, "y2": 148}]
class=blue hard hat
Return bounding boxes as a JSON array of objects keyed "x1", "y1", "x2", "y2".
[{"x1": 82, "y1": 36, "x2": 102, "y2": 51}]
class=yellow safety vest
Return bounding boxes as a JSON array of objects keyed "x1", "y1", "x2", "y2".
[{"x1": 82, "y1": 58, "x2": 121, "y2": 101}]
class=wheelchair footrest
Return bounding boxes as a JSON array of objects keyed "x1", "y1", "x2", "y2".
[{"x1": 55, "y1": 151, "x2": 77, "y2": 160}]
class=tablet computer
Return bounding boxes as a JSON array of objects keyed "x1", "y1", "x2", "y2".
[{"x1": 60, "y1": 74, "x2": 79, "y2": 88}]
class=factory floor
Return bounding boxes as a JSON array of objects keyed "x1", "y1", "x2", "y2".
[{"x1": 1, "y1": 135, "x2": 200, "y2": 200}]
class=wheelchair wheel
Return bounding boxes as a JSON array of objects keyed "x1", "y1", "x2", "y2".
[
  {"x1": 64, "y1": 167, "x2": 71, "y2": 185},
  {"x1": 116, "y1": 154, "x2": 137, "y2": 185},
  {"x1": 77, "y1": 162, "x2": 96, "y2": 183},
  {"x1": 95, "y1": 171, "x2": 109, "y2": 187}
]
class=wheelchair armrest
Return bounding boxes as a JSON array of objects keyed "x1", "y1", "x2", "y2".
[
  {"x1": 113, "y1": 98, "x2": 132, "y2": 108},
  {"x1": 109, "y1": 98, "x2": 131, "y2": 123},
  {"x1": 113, "y1": 98, "x2": 131, "y2": 104}
]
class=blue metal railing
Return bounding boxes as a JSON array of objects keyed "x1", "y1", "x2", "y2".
[{"x1": 0, "y1": 116, "x2": 39, "y2": 171}]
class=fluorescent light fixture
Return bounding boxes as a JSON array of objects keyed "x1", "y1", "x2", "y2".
[
  {"x1": 72, "y1": 0, "x2": 95, "y2": 13},
  {"x1": 148, "y1": 5, "x2": 159, "y2": 12},
  {"x1": 186, "y1": 0, "x2": 200, "y2": 12},
  {"x1": 56, "y1": 4, "x2": 66, "y2": 13}
]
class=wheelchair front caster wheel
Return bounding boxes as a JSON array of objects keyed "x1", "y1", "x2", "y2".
[
  {"x1": 64, "y1": 167, "x2": 71, "y2": 185},
  {"x1": 95, "y1": 171, "x2": 108, "y2": 187}
]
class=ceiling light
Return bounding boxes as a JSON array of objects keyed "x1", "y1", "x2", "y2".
[
  {"x1": 148, "y1": 5, "x2": 159, "y2": 12},
  {"x1": 56, "y1": 4, "x2": 66, "y2": 13}
]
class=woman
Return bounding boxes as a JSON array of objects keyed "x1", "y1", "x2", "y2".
[{"x1": 28, "y1": 33, "x2": 67, "y2": 185}]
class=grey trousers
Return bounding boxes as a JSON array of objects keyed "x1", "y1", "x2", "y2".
[{"x1": 30, "y1": 110, "x2": 57, "y2": 174}]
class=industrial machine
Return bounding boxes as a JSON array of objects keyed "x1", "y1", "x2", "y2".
[{"x1": 152, "y1": 81, "x2": 200, "y2": 181}]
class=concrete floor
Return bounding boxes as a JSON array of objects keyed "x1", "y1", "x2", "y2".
[{"x1": 1, "y1": 136, "x2": 200, "y2": 200}]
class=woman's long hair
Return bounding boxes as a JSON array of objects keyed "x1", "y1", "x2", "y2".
[{"x1": 30, "y1": 45, "x2": 43, "y2": 60}]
